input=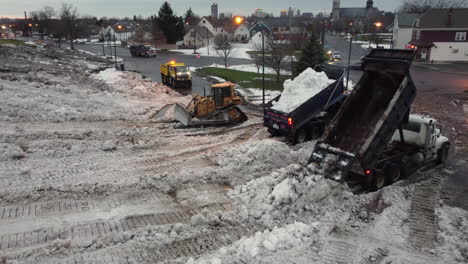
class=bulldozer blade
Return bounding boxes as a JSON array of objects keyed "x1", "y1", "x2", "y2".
[
  {"x1": 153, "y1": 104, "x2": 175, "y2": 121},
  {"x1": 174, "y1": 103, "x2": 193, "y2": 126}
]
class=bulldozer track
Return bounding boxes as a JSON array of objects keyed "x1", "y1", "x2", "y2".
[
  {"x1": 0, "y1": 192, "x2": 171, "y2": 221},
  {"x1": 0, "y1": 182, "x2": 234, "y2": 253},
  {"x1": 320, "y1": 239, "x2": 358, "y2": 264},
  {"x1": 24, "y1": 224, "x2": 263, "y2": 264},
  {"x1": 408, "y1": 171, "x2": 443, "y2": 249},
  {"x1": 0, "y1": 211, "x2": 189, "y2": 251}
]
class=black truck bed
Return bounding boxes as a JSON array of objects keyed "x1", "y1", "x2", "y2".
[
  {"x1": 312, "y1": 49, "x2": 416, "y2": 177},
  {"x1": 263, "y1": 64, "x2": 346, "y2": 137}
]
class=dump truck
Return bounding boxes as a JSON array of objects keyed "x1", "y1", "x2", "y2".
[
  {"x1": 309, "y1": 49, "x2": 450, "y2": 190},
  {"x1": 160, "y1": 61, "x2": 192, "y2": 89},
  {"x1": 157, "y1": 82, "x2": 247, "y2": 127},
  {"x1": 264, "y1": 64, "x2": 347, "y2": 144},
  {"x1": 129, "y1": 44, "x2": 157, "y2": 57}
]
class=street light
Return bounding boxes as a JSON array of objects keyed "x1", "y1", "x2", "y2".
[
  {"x1": 234, "y1": 16, "x2": 266, "y2": 108},
  {"x1": 347, "y1": 22, "x2": 353, "y2": 90},
  {"x1": 374, "y1": 22, "x2": 382, "y2": 48}
]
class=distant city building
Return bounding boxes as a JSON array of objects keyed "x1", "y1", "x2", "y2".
[
  {"x1": 296, "y1": 10, "x2": 301, "y2": 17},
  {"x1": 302, "y1": 12, "x2": 313, "y2": 18},
  {"x1": 254, "y1": 8, "x2": 266, "y2": 18},
  {"x1": 333, "y1": 0, "x2": 340, "y2": 9},
  {"x1": 288, "y1": 7, "x2": 294, "y2": 17},
  {"x1": 280, "y1": 10, "x2": 287, "y2": 17},
  {"x1": 219, "y1": 13, "x2": 225, "y2": 19},
  {"x1": 331, "y1": 0, "x2": 379, "y2": 22},
  {"x1": 211, "y1": 3, "x2": 218, "y2": 19}
]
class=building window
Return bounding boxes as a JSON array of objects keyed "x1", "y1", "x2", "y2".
[
  {"x1": 455, "y1": 32, "x2": 466, "y2": 41},
  {"x1": 414, "y1": 19, "x2": 420, "y2": 27}
]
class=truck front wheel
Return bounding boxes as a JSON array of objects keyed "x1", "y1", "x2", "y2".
[{"x1": 437, "y1": 143, "x2": 449, "y2": 164}]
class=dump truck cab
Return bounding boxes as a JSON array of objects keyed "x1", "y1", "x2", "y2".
[
  {"x1": 392, "y1": 115, "x2": 450, "y2": 163},
  {"x1": 160, "y1": 61, "x2": 192, "y2": 89}
]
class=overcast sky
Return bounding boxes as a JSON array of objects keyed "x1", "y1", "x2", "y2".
[{"x1": 0, "y1": 0, "x2": 403, "y2": 18}]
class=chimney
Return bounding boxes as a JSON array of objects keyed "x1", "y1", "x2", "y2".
[{"x1": 448, "y1": 8, "x2": 453, "y2": 27}]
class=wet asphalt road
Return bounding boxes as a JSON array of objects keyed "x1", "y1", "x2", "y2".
[{"x1": 69, "y1": 43, "x2": 253, "y2": 96}]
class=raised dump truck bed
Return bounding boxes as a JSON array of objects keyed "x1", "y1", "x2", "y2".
[{"x1": 310, "y1": 49, "x2": 417, "y2": 183}]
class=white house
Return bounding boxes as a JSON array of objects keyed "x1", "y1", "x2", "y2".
[
  {"x1": 233, "y1": 23, "x2": 250, "y2": 42},
  {"x1": 183, "y1": 26, "x2": 214, "y2": 47},
  {"x1": 392, "y1": 13, "x2": 419, "y2": 49}
]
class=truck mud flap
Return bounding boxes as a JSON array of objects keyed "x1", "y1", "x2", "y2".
[{"x1": 308, "y1": 143, "x2": 356, "y2": 182}]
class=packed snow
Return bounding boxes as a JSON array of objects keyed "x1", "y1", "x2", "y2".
[
  {"x1": 0, "y1": 40, "x2": 466, "y2": 264},
  {"x1": 272, "y1": 68, "x2": 335, "y2": 113}
]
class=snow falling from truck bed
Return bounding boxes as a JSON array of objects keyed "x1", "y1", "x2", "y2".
[
  {"x1": 271, "y1": 68, "x2": 335, "y2": 113},
  {"x1": 0, "y1": 43, "x2": 466, "y2": 264}
]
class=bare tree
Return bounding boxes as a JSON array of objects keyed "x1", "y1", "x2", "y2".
[
  {"x1": 263, "y1": 35, "x2": 288, "y2": 82},
  {"x1": 60, "y1": 3, "x2": 78, "y2": 50},
  {"x1": 399, "y1": 0, "x2": 467, "y2": 13},
  {"x1": 214, "y1": 34, "x2": 234, "y2": 69},
  {"x1": 39, "y1": 6, "x2": 55, "y2": 39}
]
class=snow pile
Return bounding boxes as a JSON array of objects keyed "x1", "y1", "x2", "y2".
[
  {"x1": 0, "y1": 143, "x2": 26, "y2": 161},
  {"x1": 272, "y1": 68, "x2": 335, "y2": 113},
  {"x1": 188, "y1": 222, "x2": 314, "y2": 263},
  {"x1": 215, "y1": 139, "x2": 313, "y2": 183},
  {"x1": 92, "y1": 68, "x2": 192, "y2": 114},
  {"x1": 230, "y1": 163, "x2": 353, "y2": 228}
]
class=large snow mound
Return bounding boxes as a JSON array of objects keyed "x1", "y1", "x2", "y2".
[
  {"x1": 214, "y1": 139, "x2": 314, "y2": 183},
  {"x1": 272, "y1": 68, "x2": 335, "y2": 113}
]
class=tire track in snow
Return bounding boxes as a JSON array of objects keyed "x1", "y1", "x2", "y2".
[
  {"x1": 0, "y1": 184, "x2": 233, "y2": 253},
  {"x1": 408, "y1": 171, "x2": 443, "y2": 249}
]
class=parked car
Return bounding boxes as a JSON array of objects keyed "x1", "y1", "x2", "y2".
[{"x1": 332, "y1": 51, "x2": 342, "y2": 61}]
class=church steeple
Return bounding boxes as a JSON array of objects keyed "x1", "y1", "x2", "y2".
[{"x1": 366, "y1": 0, "x2": 374, "y2": 8}]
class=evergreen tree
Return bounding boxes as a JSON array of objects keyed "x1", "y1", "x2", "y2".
[
  {"x1": 184, "y1": 8, "x2": 194, "y2": 23},
  {"x1": 293, "y1": 33, "x2": 325, "y2": 76},
  {"x1": 157, "y1": 2, "x2": 182, "y2": 44}
]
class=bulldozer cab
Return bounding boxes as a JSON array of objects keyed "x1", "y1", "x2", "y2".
[{"x1": 210, "y1": 82, "x2": 240, "y2": 108}]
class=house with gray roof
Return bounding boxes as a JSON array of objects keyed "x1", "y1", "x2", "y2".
[
  {"x1": 410, "y1": 8, "x2": 468, "y2": 61},
  {"x1": 392, "y1": 13, "x2": 419, "y2": 49}
]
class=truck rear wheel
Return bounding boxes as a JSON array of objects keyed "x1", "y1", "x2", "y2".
[
  {"x1": 385, "y1": 165, "x2": 401, "y2": 184},
  {"x1": 295, "y1": 129, "x2": 308, "y2": 144},
  {"x1": 370, "y1": 170, "x2": 386, "y2": 191}
]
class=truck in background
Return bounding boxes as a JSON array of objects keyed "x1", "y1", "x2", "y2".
[
  {"x1": 309, "y1": 49, "x2": 450, "y2": 190},
  {"x1": 129, "y1": 44, "x2": 157, "y2": 57},
  {"x1": 264, "y1": 64, "x2": 347, "y2": 144},
  {"x1": 160, "y1": 61, "x2": 192, "y2": 89}
]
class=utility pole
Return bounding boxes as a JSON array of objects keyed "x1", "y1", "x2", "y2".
[
  {"x1": 206, "y1": 27, "x2": 210, "y2": 55},
  {"x1": 114, "y1": 34, "x2": 118, "y2": 69},
  {"x1": 193, "y1": 25, "x2": 197, "y2": 54}
]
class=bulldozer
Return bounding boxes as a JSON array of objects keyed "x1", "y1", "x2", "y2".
[{"x1": 158, "y1": 82, "x2": 248, "y2": 127}]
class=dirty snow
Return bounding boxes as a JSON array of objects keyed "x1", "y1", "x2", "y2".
[
  {"x1": 0, "y1": 42, "x2": 466, "y2": 264},
  {"x1": 272, "y1": 68, "x2": 335, "y2": 113}
]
